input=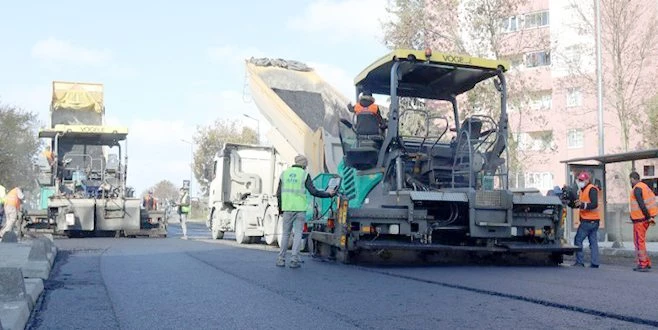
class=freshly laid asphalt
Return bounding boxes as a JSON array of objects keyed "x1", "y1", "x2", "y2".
[{"x1": 26, "y1": 222, "x2": 658, "y2": 330}]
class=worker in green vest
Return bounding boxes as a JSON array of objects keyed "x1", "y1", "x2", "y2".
[
  {"x1": 176, "y1": 187, "x2": 190, "y2": 239},
  {"x1": 275, "y1": 155, "x2": 336, "y2": 268}
]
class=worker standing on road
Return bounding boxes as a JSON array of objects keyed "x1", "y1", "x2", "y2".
[
  {"x1": 571, "y1": 171, "x2": 601, "y2": 268},
  {"x1": 0, "y1": 187, "x2": 24, "y2": 239},
  {"x1": 628, "y1": 171, "x2": 657, "y2": 272},
  {"x1": 177, "y1": 187, "x2": 190, "y2": 239},
  {"x1": 275, "y1": 155, "x2": 336, "y2": 268}
]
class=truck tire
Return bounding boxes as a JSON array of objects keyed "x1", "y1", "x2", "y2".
[
  {"x1": 263, "y1": 208, "x2": 278, "y2": 245},
  {"x1": 209, "y1": 210, "x2": 225, "y2": 240},
  {"x1": 234, "y1": 210, "x2": 250, "y2": 244},
  {"x1": 275, "y1": 218, "x2": 292, "y2": 249},
  {"x1": 211, "y1": 227, "x2": 224, "y2": 240}
]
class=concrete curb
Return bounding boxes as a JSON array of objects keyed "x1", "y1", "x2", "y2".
[
  {"x1": 0, "y1": 234, "x2": 57, "y2": 330},
  {"x1": 578, "y1": 247, "x2": 658, "y2": 259}
]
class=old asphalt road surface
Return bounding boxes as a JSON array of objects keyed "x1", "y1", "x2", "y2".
[{"x1": 26, "y1": 221, "x2": 658, "y2": 330}]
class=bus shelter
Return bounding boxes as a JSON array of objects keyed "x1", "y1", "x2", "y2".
[{"x1": 561, "y1": 149, "x2": 658, "y2": 245}]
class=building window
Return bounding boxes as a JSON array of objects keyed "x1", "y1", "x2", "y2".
[
  {"x1": 566, "y1": 87, "x2": 582, "y2": 107},
  {"x1": 567, "y1": 129, "x2": 584, "y2": 148},
  {"x1": 524, "y1": 172, "x2": 554, "y2": 192},
  {"x1": 507, "y1": 54, "x2": 524, "y2": 68},
  {"x1": 517, "y1": 130, "x2": 553, "y2": 151},
  {"x1": 530, "y1": 92, "x2": 552, "y2": 110},
  {"x1": 525, "y1": 51, "x2": 551, "y2": 68},
  {"x1": 523, "y1": 11, "x2": 550, "y2": 29},
  {"x1": 500, "y1": 16, "x2": 519, "y2": 33}
]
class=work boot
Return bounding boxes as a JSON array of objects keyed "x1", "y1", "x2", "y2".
[
  {"x1": 590, "y1": 264, "x2": 599, "y2": 268},
  {"x1": 289, "y1": 258, "x2": 300, "y2": 268},
  {"x1": 572, "y1": 262, "x2": 585, "y2": 267},
  {"x1": 276, "y1": 257, "x2": 285, "y2": 267},
  {"x1": 633, "y1": 266, "x2": 650, "y2": 272}
]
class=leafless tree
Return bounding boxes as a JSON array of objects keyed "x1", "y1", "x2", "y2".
[{"x1": 566, "y1": 0, "x2": 658, "y2": 152}]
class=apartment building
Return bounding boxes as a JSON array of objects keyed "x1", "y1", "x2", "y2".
[{"x1": 427, "y1": 0, "x2": 658, "y2": 202}]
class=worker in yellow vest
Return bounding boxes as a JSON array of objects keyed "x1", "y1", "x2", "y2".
[
  {"x1": 275, "y1": 155, "x2": 336, "y2": 268},
  {"x1": 0, "y1": 187, "x2": 24, "y2": 239},
  {"x1": 176, "y1": 187, "x2": 190, "y2": 239},
  {"x1": 628, "y1": 171, "x2": 657, "y2": 272}
]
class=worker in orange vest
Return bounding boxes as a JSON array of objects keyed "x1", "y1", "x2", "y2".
[
  {"x1": 571, "y1": 171, "x2": 601, "y2": 268},
  {"x1": 628, "y1": 171, "x2": 657, "y2": 272},
  {"x1": 0, "y1": 187, "x2": 24, "y2": 239},
  {"x1": 351, "y1": 92, "x2": 385, "y2": 129}
]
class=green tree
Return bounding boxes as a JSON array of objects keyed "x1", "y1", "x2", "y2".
[
  {"x1": 192, "y1": 119, "x2": 257, "y2": 195},
  {"x1": 0, "y1": 101, "x2": 41, "y2": 192}
]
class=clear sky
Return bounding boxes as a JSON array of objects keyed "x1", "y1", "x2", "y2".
[{"x1": 0, "y1": 0, "x2": 390, "y2": 195}]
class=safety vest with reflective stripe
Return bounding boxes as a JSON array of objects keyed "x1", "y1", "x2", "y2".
[
  {"x1": 281, "y1": 167, "x2": 308, "y2": 212},
  {"x1": 579, "y1": 184, "x2": 601, "y2": 220},
  {"x1": 4, "y1": 188, "x2": 21, "y2": 208},
  {"x1": 630, "y1": 181, "x2": 658, "y2": 220},
  {"x1": 354, "y1": 103, "x2": 379, "y2": 115},
  {"x1": 179, "y1": 193, "x2": 190, "y2": 213}
]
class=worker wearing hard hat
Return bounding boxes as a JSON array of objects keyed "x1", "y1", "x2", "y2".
[
  {"x1": 571, "y1": 171, "x2": 601, "y2": 268},
  {"x1": 628, "y1": 171, "x2": 657, "y2": 272},
  {"x1": 0, "y1": 187, "x2": 25, "y2": 239},
  {"x1": 275, "y1": 154, "x2": 336, "y2": 268},
  {"x1": 350, "y1": 92, "x2": 385, "y2": 129}
]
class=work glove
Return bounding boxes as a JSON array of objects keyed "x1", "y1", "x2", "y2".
[
  {"x1": 573, "y1": 200, "x2": 582, "y2": 208},
  {"x1": 649, "y1": 218, "x2": 656, "y2": 226}
]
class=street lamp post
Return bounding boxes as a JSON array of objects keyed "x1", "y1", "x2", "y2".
[
  {"x1": 181, "y1": 139, "x2": 194, "y2": 217},
  {"x1": 595, "y1": 0, "x2": 604, "y2": 157},
  {"x1": 243, "y1": 114, "x2": 260, "y2": 144}
]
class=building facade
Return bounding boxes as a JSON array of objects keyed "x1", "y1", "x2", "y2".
[{"x1": 426, "y1": 0, "x2": 658, "y2": 202}]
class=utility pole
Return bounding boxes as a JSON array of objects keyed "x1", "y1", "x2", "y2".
[{"x1": 595, "y1": 0, "x2": 604, "y2": 156}]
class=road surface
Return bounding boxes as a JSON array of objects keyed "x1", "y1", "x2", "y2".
[{"x1": 26, "y1": 222, "x2": 658, "y2": 329}]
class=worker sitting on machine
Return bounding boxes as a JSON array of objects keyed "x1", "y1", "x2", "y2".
[{"x1": 348, "y1": 92, "x2": 386, "y2": 130}]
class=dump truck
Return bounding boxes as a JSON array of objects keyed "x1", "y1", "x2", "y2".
[
  {"x1": 23, "y1": 81, "x2": 167, "y2": 237},
  {"x1": 307, "y1": 49, "x2": 580, "y2": 264},
  {"x1": 206, "y1": 58, "x2": 350, "y2": 247}
]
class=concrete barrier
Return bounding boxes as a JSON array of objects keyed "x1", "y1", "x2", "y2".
[
  {"x1": 0, "y1": 234, "x2": 58, "y2": 330},
  {"x1": 0, "y1": 268, "x2": 30, "y2": 330}
]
